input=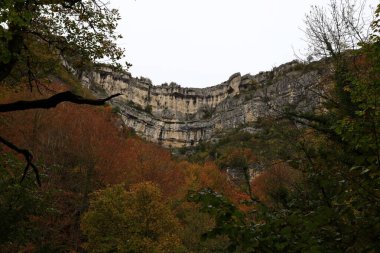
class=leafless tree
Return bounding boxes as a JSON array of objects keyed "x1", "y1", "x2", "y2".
[{"x1": 304, "y1": 0, "x2": 371, "y2": 59}]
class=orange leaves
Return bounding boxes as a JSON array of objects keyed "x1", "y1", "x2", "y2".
[
  {"x1": 220, "y1": 147, "x2": 257, "y2": 169},
  {"x1": 176, "y1": 160, "x2": 242, "y2": 202},
  {"x1": 0, "y1": 82, "x2": 252, "y2": 247},
  {"x1": 0, "y1": 83, "x2": 245, "y2": 204},
  {"x1": 99, "y1": 137, "x2": 184, "y2": 198},
  {"x1": 252, "y1": 162, "x2": 302, "y2": 206}
]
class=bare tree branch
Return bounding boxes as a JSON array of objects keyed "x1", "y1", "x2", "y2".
[
  {"x1": 0, "y1": 91, "x2": 121, "y2": 112},
  {"x1": 0, "y1": 136, "x2": 41, "y2": 186},
  {"x1": 0, "y1": 91, "x2": 121, "y2": 185},
  {"x1": 304, "y1": 0, "x2": 370, "y2": 59}
]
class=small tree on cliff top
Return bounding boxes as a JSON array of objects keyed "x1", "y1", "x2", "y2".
[{"x1": 304, "y1": 0, "x2": 371, "y2": 59}]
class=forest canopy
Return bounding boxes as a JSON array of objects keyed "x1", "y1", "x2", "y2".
[
  {"x1": 0, "y1": 0, "x2": 125, "y2": 183},
  {"x1": 0, "y1": 0, "x2": 124, "y2": 82},
  {"x1": 0, "y1": 0, "x2": 379, "y2": 252}
]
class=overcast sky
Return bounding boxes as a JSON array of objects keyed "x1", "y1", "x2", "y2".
[{"x1": 109, "y1": 0, "x2": 373, "y2": 88}]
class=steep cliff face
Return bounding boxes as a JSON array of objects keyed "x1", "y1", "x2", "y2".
[{"x1": 81, "y1": 60, "x2": 328, "y2": 147}]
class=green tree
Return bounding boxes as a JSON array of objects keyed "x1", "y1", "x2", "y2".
[
  {"x1": 0, "y1": 153, "x2": 53, "y2": 252},
  {"x1": 175, "y1": 202, "x2": 230, "y2": 253},
  {"x1": 191, "y1": 2, "x2": 380, "y2": 252},
  {"x1": 0, "y1": 0, "x2": 124, "y2": 183},
  {"x1": 81, "y1": 182, "x2": 186, "y2": 253},
  {"x1": 0, "y1": 0, "x2": 124, "y2": 82}
]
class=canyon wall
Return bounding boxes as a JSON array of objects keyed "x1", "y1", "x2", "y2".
[{"x1": 81, "y1": 60, "x2": 327, "y2": 147}]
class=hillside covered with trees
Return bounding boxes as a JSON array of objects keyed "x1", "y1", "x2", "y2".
[{"x1": 1, "y1": 0, "x2": 379, "y2": 252}]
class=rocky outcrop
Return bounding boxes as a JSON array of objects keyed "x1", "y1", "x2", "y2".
[{"x1": 81, "y1": 60, "x2": 328, "y2": 147}]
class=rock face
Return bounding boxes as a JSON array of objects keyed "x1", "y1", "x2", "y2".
[{"x1": 81, "y1": 60, "x2": 328, "y2": 147}]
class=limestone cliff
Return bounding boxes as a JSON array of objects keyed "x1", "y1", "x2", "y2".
[{"x1": 80, "y1": 60, "x2": 328, "y2": 147}]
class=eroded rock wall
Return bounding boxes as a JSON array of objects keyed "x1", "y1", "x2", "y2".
[{"x1": 81, "y1": 60, "x2": 327, "y2": 147}]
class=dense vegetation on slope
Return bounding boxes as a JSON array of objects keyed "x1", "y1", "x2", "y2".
[
  {"x1": 0, "y1": 0, "x2": 379, "y2": 252},
  {"x1": 184, "y1": 4, "x2": 380, "y2": 252},
  {"x1": 0, "y1": 82, "x2": 247, "y2": 252},
  {"x1": 0, "y1": 1, "x2": 244, "y2": 250}
]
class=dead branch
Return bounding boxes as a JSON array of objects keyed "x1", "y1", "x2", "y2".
[
  {"x1": 0, "y1": 136, "x2": 41, "y2": 186},
  {"x1": 0, "y1": 91, "x2": 121, "y2": 112}
]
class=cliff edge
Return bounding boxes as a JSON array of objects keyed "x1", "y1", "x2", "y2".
[{"x1": 81, "y1": 60, "x2": 328, "y2": 147}]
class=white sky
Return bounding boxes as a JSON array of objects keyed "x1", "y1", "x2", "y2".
[{"x1": 109, "y1": 0, "x2": 374, "y2": 88}]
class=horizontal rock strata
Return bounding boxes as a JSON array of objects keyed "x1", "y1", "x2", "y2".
[{"x1": 81, "y1": 60, "x2": 327, "y2": 147}]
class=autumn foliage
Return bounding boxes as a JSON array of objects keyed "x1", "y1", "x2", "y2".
[
  {"x1": 81, "y1": 182, "x2": 185, "y2": 253},
  {"x1": 251, "y1": 163, "x2": 302, "y2": 207},
  {"x1": 0, "y1": 84, "x2": 242, "y2": 251}
]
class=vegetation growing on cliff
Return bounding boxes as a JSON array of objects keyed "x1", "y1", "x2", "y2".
[
  {"x1": 0, "y1": 0, "x2": 379, "y2": 252},
  {"x1": 187, "y1": 1, "x2": 380, "y2": 252}
]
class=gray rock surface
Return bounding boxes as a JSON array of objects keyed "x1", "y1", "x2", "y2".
[{"x1": 81, "y1": 60, "x2": 328, "y2": 147}]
